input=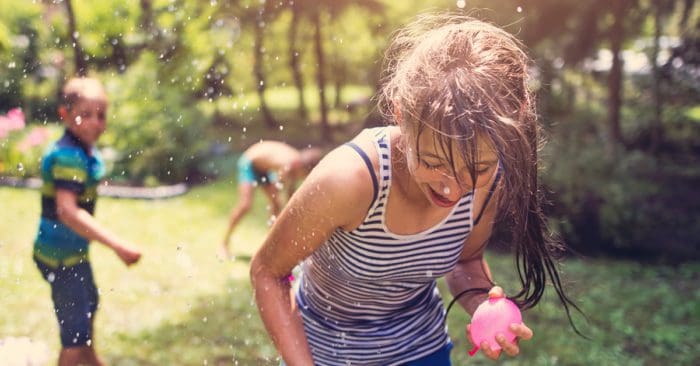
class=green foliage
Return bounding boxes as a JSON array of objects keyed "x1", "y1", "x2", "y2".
[
  {"x1": 102, "y1": 53, "x2": 210, "y2": 185},
  {"x1": 0, "y1": 2, "x2": 42, "y2": 112},
  {"x1": 544, "y1": 95, "x2": 700, "y2": 261},
  {"x1": 0, "y1": 124, "x2": 62, "y2": 178},
  {"x1": 71, "y1": 0, "x2": 141, "y2": 61},
  {"x1": 0, "y1": 0, "x2": 698, "y2": 263}
]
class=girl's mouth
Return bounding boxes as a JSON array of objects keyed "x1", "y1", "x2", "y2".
[{"x1": 428, "y1": 186, "x2": 458, "y2": 208}]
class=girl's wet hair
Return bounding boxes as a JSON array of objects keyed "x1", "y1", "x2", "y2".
[{"x1": 379, "y1": 13, "x2": 585, "y2": 333}]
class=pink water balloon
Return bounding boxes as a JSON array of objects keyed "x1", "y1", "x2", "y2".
[{"x1": 468, "y1": 297, "x2": 522, "y2": 356}]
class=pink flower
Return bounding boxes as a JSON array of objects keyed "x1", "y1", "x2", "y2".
[
  {"x1": 18, "y1": 127, "x2": 50, "y2": 152},
  {"x1": 0, "y1": 108, "x2": 26, "y2": 139}
]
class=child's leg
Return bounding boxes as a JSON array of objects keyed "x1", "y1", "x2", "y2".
[
  {"x1": 222, "y1": 183, "x2": 255, "y2": 255},
  {"x1": 261, "y1": 183, "x2": 281, "y2": 217},
  {"x1": 59, "y1": 345, "x2": 104, "y2": 366},
  {"x1": 35, "y1": 259, "x2": 101, "y2": 365},
  {"x1": 59, "y1": 312, "x2": 103, "y2": 366}
]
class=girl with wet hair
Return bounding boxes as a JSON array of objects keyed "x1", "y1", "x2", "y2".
[{"x1": 251, "y1": 13, "x2": 582, "y2": 365}]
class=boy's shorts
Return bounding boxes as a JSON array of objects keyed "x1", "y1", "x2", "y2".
[
  {"x1": 34, "y1": 257, "x2": 99, "y2": 347},
  {"x1": 237, "y1": 156, "x2": 278, "y2": 186}
]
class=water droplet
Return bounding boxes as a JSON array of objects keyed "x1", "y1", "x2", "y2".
[
  {"x1": 517, "y1": 6, "x2": 523, "y2": 13},
  {"x1": 16, "y1": 163, "x2": 24, "y2": 171},
  {"x1": 75, "y1": 116, "x2": 82, "y2": 125},
  {"x1": 456, "y1": 0, "x2": 466, "y2": 9}
]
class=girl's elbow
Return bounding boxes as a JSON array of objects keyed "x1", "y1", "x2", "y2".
[{"x1": 249, "y1": 254, "x2": 268, "y2": 287}]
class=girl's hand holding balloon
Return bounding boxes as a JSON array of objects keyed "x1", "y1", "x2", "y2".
[{"x1": 466, "y1": 286, "x2": 533, "y2": 360}]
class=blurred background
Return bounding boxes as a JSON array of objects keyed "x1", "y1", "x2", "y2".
[{"x1": 0, "y1": 1, "x2": 698, "y2": 365}]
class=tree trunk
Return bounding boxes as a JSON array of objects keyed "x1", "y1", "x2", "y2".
[
  {"x1": 64, "y1": 0, "x2": 87, "y2": 76},
  {"x1": 650, "y1": 4, "x2": 664, "y2": 153},
  {"x1": 140, "y1": 0, "x2": 157, "y2": 38},
  {"x1": 313, "y1": 10, "x2": 331, "y2": 142},
  {"x1": 334, "y1": 79, "x2": 343, "y2": 109},
  {"x1": 254, "y1": 9, "x2": 277, "y2": 129},
  {"x1": 607, "y1": 3, "x2": 625, "y2": 155},
  {"x1": 289, "y1": 2, "x2": 308, "y2": 119}
]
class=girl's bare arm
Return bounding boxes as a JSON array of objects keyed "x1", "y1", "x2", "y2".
[{"x1": 250, "y1": 143, "x2": 374, "y2": 365}]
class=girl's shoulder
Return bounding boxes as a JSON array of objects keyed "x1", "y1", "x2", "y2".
[
  {"x1": 312, "y1": 130, "x2": 379, "y2": 191},
  {"x1": 298, "y1": 129, "x2": 384, "y2": 230}
]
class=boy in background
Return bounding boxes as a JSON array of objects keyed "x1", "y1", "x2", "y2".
[{"x1": 33, "y1": 77, "x2": 141, "y2": 366}]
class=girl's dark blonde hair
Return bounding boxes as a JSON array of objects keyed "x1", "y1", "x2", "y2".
[{"x1": 379, "y1": 13, "x2": 583, "y2": 331}]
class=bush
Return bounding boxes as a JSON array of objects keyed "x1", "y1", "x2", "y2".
[
  {"x1": 102, "y1": 53, "x2": 211, "y2": 185},
  {"x1": 544, "y1": 112, "x2": 700, "y2": 262},
  {"x1": 0, "y1": 119, "x2": 60, "y2": 178}
]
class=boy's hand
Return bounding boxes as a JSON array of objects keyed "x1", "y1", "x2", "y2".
[
  {"x1": 114, "y1": 244, "x2": 142, "y2": 266},
  {"x1": 466, "y1": 286, "x2": 533, "y2": 360}
]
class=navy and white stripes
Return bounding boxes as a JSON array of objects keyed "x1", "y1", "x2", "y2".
[{"x1": 296, "y1": 128, "x2": 474, "y2": 365}]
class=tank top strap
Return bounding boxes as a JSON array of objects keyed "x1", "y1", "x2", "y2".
[
  {"x1": 371, "y1": 127, "x2": 392, "y2": 194},
  {"x1": 342, "y1": 127, "x2": 392, "y2": 216}
]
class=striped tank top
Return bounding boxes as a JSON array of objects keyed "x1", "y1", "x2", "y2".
[{"x1": 296, "y1": 127, "x2": 474, "y2": 365}]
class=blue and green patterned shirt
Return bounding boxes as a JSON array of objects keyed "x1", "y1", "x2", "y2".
[{"x1": 33, "y1": 130, "x2": 105, "y2": 265}]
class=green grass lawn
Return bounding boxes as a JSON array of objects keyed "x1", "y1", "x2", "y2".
[{"x1": 1, "y1": 183, "x2": 698, "y2": 365}]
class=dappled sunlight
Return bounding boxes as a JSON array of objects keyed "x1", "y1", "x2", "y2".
[{"x1": 1, "y1": 0, "x2": 698, "y2": 364}]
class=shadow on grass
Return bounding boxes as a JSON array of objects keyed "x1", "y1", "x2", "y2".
[{"x1": 106, "y1": 277, "x2": 278, "y2": 366}]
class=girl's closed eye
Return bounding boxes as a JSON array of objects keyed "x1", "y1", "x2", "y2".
[{"x1": 421, "y1": 159, "x2": 443, "y2": 170}]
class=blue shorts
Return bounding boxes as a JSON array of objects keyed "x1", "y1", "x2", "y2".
[
  {"x1": 280, "y1": 341, "x2": 452, "y2": 366},
  {"x1": 237, "y1": 156, "x2": 278, "y2": 186},
  {"x1": 403, "y1": 341, "x2": 453, "y2": 365},
  {"x1": 34, "y1": 257, "x2": 99, "y2": 347}
]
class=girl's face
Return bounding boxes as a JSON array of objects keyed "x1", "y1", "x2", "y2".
[
  {"x1": 406, "y1": 129, "x2": 499, "y2": 208},
  {"x1": 61, "y1": 97, "x2": 108, "y2": 146}
]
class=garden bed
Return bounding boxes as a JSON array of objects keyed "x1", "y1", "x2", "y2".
[{"x1": 0, "y1": 176, "x2": 188, "y2": 199}]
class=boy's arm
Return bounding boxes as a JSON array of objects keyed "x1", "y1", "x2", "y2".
[{"x1": 55, "y1": 189, "x2": 141, "y2": 266}]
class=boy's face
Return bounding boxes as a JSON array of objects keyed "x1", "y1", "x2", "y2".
[{"x1": 60, "y1": 97, "x2": 107, "y2": 146}]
